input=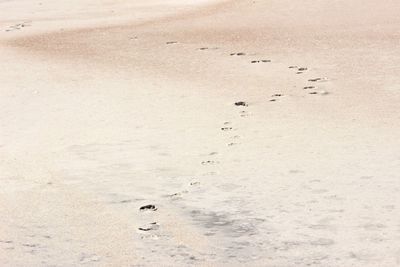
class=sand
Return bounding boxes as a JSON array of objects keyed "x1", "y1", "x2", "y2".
[{"x1": 1, "y1": 0, "x2": 400, "y2": 266}]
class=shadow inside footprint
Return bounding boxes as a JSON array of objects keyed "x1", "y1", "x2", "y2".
[
  {"x1": 140, "y1": 204, "x2": 157, "y2": 211},
  {"x1": 230, "y1": 52, "x2": 246, "y2": 56},
  {"x1": 234, "y1": 101, "x2": 248, "y2": 106},
  {"x1": 138, "y1": 222, "x2": 159, "y2": 232}
]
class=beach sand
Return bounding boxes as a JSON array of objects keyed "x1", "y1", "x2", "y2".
[{"x1": 1, "y1": 0, "x2": 400, "y2": 266}]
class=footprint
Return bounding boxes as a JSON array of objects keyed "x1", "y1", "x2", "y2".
[
  {"x1": 234, "y1": 101, "x2": 248, "y2": 107},
  {"x1": 308, "y1": 77, "x2": 328, "y2": 82},
  {"x1": 221, "y1": 127, "x2": 233, "y2": 131},
  {"x1": 288, "y1": 66, "x2": 308, "y2": 74},
  {"x1": 139, "y1": 205, "x2": 157, "y2": 211},
  {"x1": 230, "y1": 52, "x2": 246, "y2": 56},
  {"x1": 138, "y1": 222, "x2": 159, "y2": 232},
  {"x1": 198, "y1": 47, "x2": 218, "y2": 51},
  {"x1": 251, "y1": 60, "x2": 271, "y2": 64},
  {"x1": 303, "y1": 86, "x2": 315, "y2": 90},
  {"x1": 166, "y1": 41, "x2": 178, "y2": 45}
]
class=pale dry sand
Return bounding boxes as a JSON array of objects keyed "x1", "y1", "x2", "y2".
[{"x1": 1, "y1": 0, "x2": 400, "y2": 266}]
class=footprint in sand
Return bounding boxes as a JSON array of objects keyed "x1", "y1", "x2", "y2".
[
  {"x1": 138, "y1": 222, "x2": 159, "y2": 232},
  {"x1": 303, "y1": 86, "x2": 315, "y2": 90},
  {"x1": 230, "y1": 52, "x2": 246, "y2": 56},
  {"x1": 166, "y1": 41, "x2": 178, "y2": 45},
  {"x1": 251, "y1": 59, "x2": 271, "y2": 64},
  {"x1": 288, "y1": 66, "x2": 308, "y2": 74},
  {"x1": 269, "y1": 94, "x2": 284, "y2": 102},
  {"x1": 308, "y1": 77, "x2": 328, "y2": 82},
  {"x1": 198, "y1": 47, "x2": 219, "y2": 51},
  {"x1": 234, "y1": 101, "x2": 248, "y2": 107},
  {"x1": 309, "y1": 91, "x2": 329, "y2": 95},
  {"x1": 221, "y1": 127, "x2": 233, "y2": 131},
  {"x1": 139, "y1": 204, "x2": 158, "y2": 212}
]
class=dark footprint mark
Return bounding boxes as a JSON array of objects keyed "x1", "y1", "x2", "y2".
[
  {"x1": 309, "y1": 77, "x2": 328, "y2": 82},
  {"x1": 140, "y1": 205, "x2": 157, "y2": 211},
  {"x1": 138, "y1": 222, "x2": 159, "y2": 232},
  {"x1": 166, "y1": 41, "x2": 178, "y2": 45},
  {"x1": 201, "y1": 160, "x2": 219, "y2": 165},
  {"x1": 230, "y1": 52, "x2": 246, "y2": 56},
  {"x1": 221, "y1": 127, "x2": 233, "y2": 131},
  {"x1": 251, "y1": 60, "x2": 271, "y2": 63},
  {"x1": 288, "y1": 66, "x2": 308, "y2": 74},
  {"x1": 309, "y1": 91, "x2": 329, "y2": 95},
  {"x1": 227, "y1": 143, "x2": 238, "y2": 146},
  {"x1": 303, "y1": 86, "x2": 315, "y2": 90},
  {"x1": 269, "y1": 94, "x2": 284, "y2": 102},
  {"x1": 297, "y1": 67, "x2": 308, "y2": 74},
  {"x1": 234, "y1": 101, "x2": 248, "y2": 107},
  {"x1": 198, "y1": 47, "x2": 219, "y2": 51}
]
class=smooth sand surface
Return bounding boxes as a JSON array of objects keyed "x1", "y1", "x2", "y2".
[{"x1": 1, "y1": 0, "x2": 400, "y2": 266}]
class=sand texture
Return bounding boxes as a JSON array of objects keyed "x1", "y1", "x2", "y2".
[{"x1": 1, "y1": 0, "x2": 400, "y2": 266}]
